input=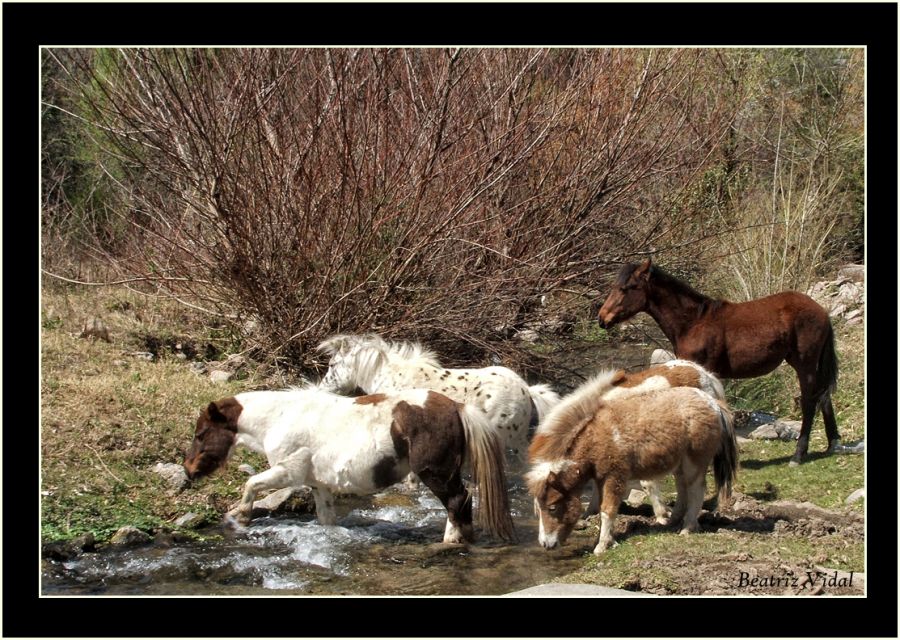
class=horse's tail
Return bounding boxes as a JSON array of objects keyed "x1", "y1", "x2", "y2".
[
  {"x1": 527, "y1": 383, "x2": 561, "y2": 430},
  {"x1": 704, "y1": 371, "x2": 727, "y2": 402},
  {"x1": 712, "y1": 399, "x2": 738, "y2": 509},
  {"x1": 815, "y1": 320, "x2": 839, "y2": 406},
  {"x1": 457, "y1": 403, "x2": 517, "y2": 542}
]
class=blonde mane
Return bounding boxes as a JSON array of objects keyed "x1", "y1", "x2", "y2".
[{"x1": 534, "y1": 369, "x2": 623, "y2": 438}]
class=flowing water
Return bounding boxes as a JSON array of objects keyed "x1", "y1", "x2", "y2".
[
  {"x1": 42, "y1": 340, "x2": 653, "y2": 596},
  {"x1": 42, "y1": 474, "x2": 589, "y2": 596}
]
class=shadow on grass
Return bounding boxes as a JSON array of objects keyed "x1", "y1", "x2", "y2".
[{"x1": 740, "y1": 450, "x2": 833, "y2": 470}]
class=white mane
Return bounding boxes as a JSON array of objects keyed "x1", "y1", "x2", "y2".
[
  {"x1": 318, "y1": 333, "x2": 442, "y2": 368},
  {"x1": 534, "y1": 369, "x2": 623, "y2": 436}
]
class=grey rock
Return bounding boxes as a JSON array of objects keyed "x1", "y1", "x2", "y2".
[
  {"x1": 833, "y1": 439, "x2": 865, "y2": 454},
  {"x1": 131, "y1": 351, "x2": 155, "y2": 361},
  {"x1": 772, "y1": 419, "x2": 801, "y2": 441},
  {"x1": 515, "y1": 329, "x2": 540, "y2": 343},
  {"x1": 837, "y1": 264, "x2": 865, "y2": 283},
  {"x1": 650, "y1": 349, "x2": 675, "y2": 365},
  {"x1": 503, "y1": 583, "x2": 653, "y2": 597},
  {"x1": 845, "y1": 488, "x2": 865, "y2": 505},
  {"x1": 112, "y1": 359, "x2": 128, "y2": 367},
  {"x1": 109, "y1": 526, "x2": 151, "y2": 547},
  {"x1": 748, "y1": 423, "x2": 779, "y2": 440},
  {"x1": 238, "y1": 463, "x2": 257, "y2": 475},
  {"x1": 153, "y1": 462, "x2": 190, "y2": 491},
  {"x1": 174, "y1": 512, "x2": 203, "y2": 528},
  {"x1": 209, "y1": 369, "x2": 234, "y2": 383},
  {"x1": 625, "y1": 489, "x2": 648, "y2": 508},
  {"x1": 189, "y1": 362, "x2": 207, "y2": 375},
  {"x1": 828, "y1": 303, "x2": 847, "y2": 318}
]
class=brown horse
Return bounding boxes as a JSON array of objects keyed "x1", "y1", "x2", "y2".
[
  {"x1": 534, "y1": 360, "x2": 727, "y2": 518},
  {"x1": 527, "y1": 386, "x2": 738, "y2": 554},
  {"x1": 597, "y1": 258, "x2": 839, "y2": 464}
]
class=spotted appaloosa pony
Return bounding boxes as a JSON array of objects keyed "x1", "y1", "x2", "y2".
[
  {"x1": 527, "y1": 386, "x2": 738, "y2": 554},
  {"x1": 183, "y1": 387, "x2": 516, "y2": 543},
  {"x1": 597, "y1": 258, "x2": 840, "y2": 465},
  {"x1": 536, "y1": 359, "x2": 727, "y2": 519},
  {"x1": 317, "y1": 334, "x2": 560, "y2": 461}
]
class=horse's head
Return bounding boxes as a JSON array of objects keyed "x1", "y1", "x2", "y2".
[
  {"x1": 317, "y1": 334, "x2": 386, "y2": 394},
  {"x1": 597, "y1": 258, "x2": 652, "y2": 329},
  {"x1": 183, "y1": 398, "x2": 241, "y2": 480},
  {"x1": 526, "y1": 460, "x2": 589, "y2": 549}
]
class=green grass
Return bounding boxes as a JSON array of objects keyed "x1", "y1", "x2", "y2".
[
  {"x1": 736, "y1": 439, "x2": 864, "y2": 511},
  {"x1": 557, "y1": 525, "x2": 863, "y2": 592},
  {"x1": 40, "y1": 285, "x2": 270, "y2": 543}
]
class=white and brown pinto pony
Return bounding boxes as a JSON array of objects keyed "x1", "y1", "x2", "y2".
[
  {"x1": 183, "y1": 387, "x2": 516, "y2": 543},
  {"x1": 317, "y1": 334, "x2": 560, "y2": 461},
  {"x1": 527, "y1": 386, "x2": 738, "y2": 554},
  {"x1": 536, "y1": 359, "x2": 727, "y2": 519}
]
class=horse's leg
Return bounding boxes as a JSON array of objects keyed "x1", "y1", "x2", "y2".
[
  {"x1": 667, "y1": 468, "x2": 688, "y2": 529},
  {"x1": 229, "y1": 448, "x2": 313, "y2": 525},
  {"x1": 403, "y1": 472, "x2": 422, "y2": 491},
  {"x1": 312, "y1": 487, "x2": 338, "y2": 525},
  {"x1": 419, "y1": 469, "x2": 473, "y2": 544},
  {"x1": 594, "y1": 475, "x2": 626, "y2": 554},
  {"x1": 821, "y1": 395, "x2": 842, "y2": 452},
  {"x1": 678, "y1": 461, "x2": 705, "y2": 535},
  {"x1": 584, "y1": 479, "x2": 601, "y2": 516},
  {"x1": 790, "y1": 385, "x2": 818, "y2": 466},
  {"x1": 641, "y1": 480, "x2": 671, "y2": 525},
  {"x1": 412, "y1": 463, "x2": 473, "y2": 543}
]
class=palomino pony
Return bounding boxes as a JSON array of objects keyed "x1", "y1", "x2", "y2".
[
  {"x1": 527, "y1": 386, "x2": 738, "y2": 554},
  {"x1": 597, "y1": 258, "x2": 839, "y2": 464},
  {"x1": 183, "y1": 386, "x2": 516, "y2": 543},
  {"x1": 535, "y1": 359, "x2": 727, "y2": 518},
  {"x1": 317, "y1": 334, "x2": 560, "y2": 461}
]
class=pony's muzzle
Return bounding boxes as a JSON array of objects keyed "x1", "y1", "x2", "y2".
[{"x1": 540, "y1": 539, "x2": 559, "y2": 550}]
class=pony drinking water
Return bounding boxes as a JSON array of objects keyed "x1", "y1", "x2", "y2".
[
  {"x1": 536, "y1": 359, "x2": 727, "y2": 519},
  {"x1": 527, "y1": 386, "x2": 738, "y2": 554},
  {"x1": 183, "y1": 386, "x2": 516, "y2": 543},
  {"x1": 597, "y1": 258, "x2": 839, "y2": 464},
  {"x1": 317, "y1": 334, "x2": 560, "y2": 461}
]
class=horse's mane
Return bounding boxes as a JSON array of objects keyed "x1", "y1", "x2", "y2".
[
  {"x1": 619, "y1": 262, "x2": 715, "y2": 305},
  {"x1": 528, "y1": 369, "x2": 621, "y2": 462},
  {"x1": 317, "y1": 333, "x2": 442, "y2": 368}
]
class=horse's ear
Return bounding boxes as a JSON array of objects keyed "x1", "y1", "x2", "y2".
[{"x1": 635, "y1": 258, "x2": 652, "y2": 280}]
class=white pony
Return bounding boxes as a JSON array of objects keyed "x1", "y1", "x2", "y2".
[
  {"x1": 183, "y1": 386, "x2": 516, "y2": 543},
  {"x1": 317, "y1": 334, "x2": 560, "y2": 461},
  {"x1": 535, "y1": 359, "x2": 727, "y2": 520}
]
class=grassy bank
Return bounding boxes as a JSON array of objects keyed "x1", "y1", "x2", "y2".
[{"x1": 40, "y1": 285, "x2": 272, "y2": 542}]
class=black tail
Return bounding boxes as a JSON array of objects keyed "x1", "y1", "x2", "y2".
[
  {"x1": 712, "y1": 401, "x2": 738, "y2": 508},
  {"x1": 815, "y1": 321, "x2": 839, "y2": 407}
]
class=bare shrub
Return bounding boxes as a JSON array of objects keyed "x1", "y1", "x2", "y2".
[{"x1": 44, "y1": 48, "x2": 734, "y2": 374}]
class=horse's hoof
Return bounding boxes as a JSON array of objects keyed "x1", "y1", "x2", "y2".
[
  {"x1": 225, "y1": 511, "x2": 250, "y2": 528},
  {"x1": 788, "y1": 460, "x2": 801, "y2": 468},
  {"x1": 656, "y1": 516, "x2": 671, "y2": 526},
  {"x1": 593, "y1": 539, "x2": 616, "y2": 555}
]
